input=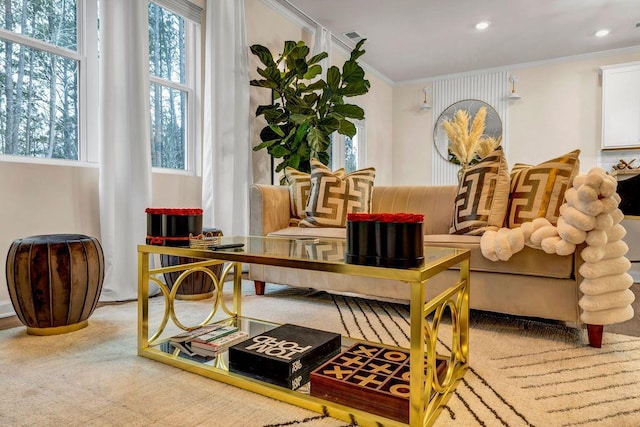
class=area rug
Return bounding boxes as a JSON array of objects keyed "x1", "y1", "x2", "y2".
[{"x1": 0, "y1": 282, "x2": 638, "y2": 427}]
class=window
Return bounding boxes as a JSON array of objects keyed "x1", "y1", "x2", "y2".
[
  {"x1": 148, "y1": 1, "x2": 202, "y2": 171},
  {"x1": 0, "y1": 0, "x2": 95, "y2": 161},
  {"x1": 330, "y1": 120, "x2": 366, "y2": 173}
]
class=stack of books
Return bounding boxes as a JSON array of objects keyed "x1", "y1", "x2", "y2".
[
  {"x1": 169, "y1": 324, "x2": 249, "y2": 358},
  {"x1": 191, "y1": 327, "x2": 249, "y2": 357}
]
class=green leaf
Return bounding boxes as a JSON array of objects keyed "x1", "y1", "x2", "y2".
[
  {"x1": 338, "y1": 119, "x2": 357, "y2": 138},
  {"x1": 289, "y1": 113, "x2": 313, "y2": 125},
  {"x1": 316, "y1": 151, "x2": 330, "y2": 165},
  {"x1": 304, "y1": 64, "x2": 322, "y2": 80},
  {"x1": 341, "y1": 80, "x2": 370, "y2": 97},
  {"x1": 270, "y1": 145, "x2": 290, "y2": 158},
  {"x1": 250, "y1": 79, "x2": 277, "y2": 90},
  {"x1": 288, "y1": 104, "x2": 315, "y2": 116},
  {"x1": 342, "y1": 61, "x2": 365, "y2": 84},
  {"x1": 282, "y1": 41, "x2": 297, "y2": 58},
  {"x1": 263, "y1": 109, "x2": 286, "y2": 123},
  {"x1": 350, "y1": 39, "x2": 367, "y2": 61},
  {"x1": 253, "y1": 140, "x2": 278, "y2": 151},
  {"x1": 327, "y1": 66, "x2": 340, "y2": 89},
  {"x1": 290, "y1": 44, "x2": 310, "y2": 60},
  {"x1": 268, "y1": 124, "x2": 285, "y2": 137},
  {"x1": 256, "y1": 104, "x2": 274, "y2": 116},
  {"x1": 303, "y1": 93, "x2": 318, "y2": 106},
  {"x1": 259, "y1": 126, "x2": 282, "y2": 143},
  {"x1": 250, "y1": 45, "x2": 276, "y2": 67},
  {"x1": 303, "y1": 80, "x2": 326, "y2": 92},
  {"x1": 288, "y1": 153, "x2": 301, "y2": 169},
  {"x1": 333, "y1": 104, "x2": 365, "y2": 119},
  {"x1": 257, "y1": 66, "x2": 281, "y2": 84},
  {"x1": 293, "y1": 122, "x2": 310, "y2": 144},
  {"x1": 308, "y1": 52, "x2": 328, "y2": 65},
  {"x1": 307, "y1": 127, "x2": 328, "y2": 153},
  {"x1": 318, "y1": 117, "x2": 340, "y2": 134}
]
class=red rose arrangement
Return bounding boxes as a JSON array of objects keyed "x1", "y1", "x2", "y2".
[
  {"x1": 347, "y1": 213, "x2": 423, "y2": 223},
  {"x1": 346, "y1": 212, "x2": 424, "y2": 268},
  {"x1": 145, "y1": 208, "x2": 203, "y2": 216}
]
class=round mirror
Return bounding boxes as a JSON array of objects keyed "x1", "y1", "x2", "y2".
[{"x1": 433, "y1": 99, "x2": 502, "y2": 163}]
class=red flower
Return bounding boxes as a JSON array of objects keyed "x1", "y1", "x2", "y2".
[
  {"x1": 347, "y1": 213, "x2": 372, "y2": 222},
  {"x1": 371, "y1": 213, "x2": 424, "y2": 223},
  {"x1": 145, "y1": 208, "x2": 203, "y2": 216}
]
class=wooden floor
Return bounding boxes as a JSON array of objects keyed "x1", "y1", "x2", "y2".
[{"x1": 2, "y1": 283, "x2": 639, "y2": 337}]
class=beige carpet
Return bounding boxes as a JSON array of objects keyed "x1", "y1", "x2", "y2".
[{"x1": 1, "y1": 281, "x2": 639, "y2": 427}]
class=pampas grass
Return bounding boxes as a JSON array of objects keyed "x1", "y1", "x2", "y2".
[{"x1": 442, "y1": 106, "x2": 500, "y2": 165}]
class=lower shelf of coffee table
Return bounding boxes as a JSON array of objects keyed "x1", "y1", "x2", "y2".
[{"x1": 140, "y1": 316, "x2": 456, "y2": 427}]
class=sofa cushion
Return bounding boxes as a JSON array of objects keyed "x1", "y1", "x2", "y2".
[
  {"x1": 424, "y1": 234, "x2": 574, "y2": 279},
  {"x1": 285, "y1": 166, "x2": 345, "y2": 220},
  {"x1": 300, "y1": 159, "x2": 376, "y2": 228},
  {"x1": 450, "y1": 147, "x2": 510, "y2": 235},
  {"x1": 507, "y1": 149, "x2": 580, "y2": 227}
]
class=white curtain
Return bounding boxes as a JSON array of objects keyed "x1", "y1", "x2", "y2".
[
  {"x1": 98, "y1": 0, "x2": 152, "y2": 301},
  {"x1": 201, "y1": 0, "x2": 251, "y2": 235},
  {"x1": 314, "y1": 24, "x2": 332, "y2": 81}
]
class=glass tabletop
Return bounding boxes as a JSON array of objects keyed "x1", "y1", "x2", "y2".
[{"x1": 139, "y1": 235, "x2": 469, "y2": 282}]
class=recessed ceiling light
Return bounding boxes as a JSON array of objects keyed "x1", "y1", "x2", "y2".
[
  {"x1": 595, "y1": 29, "x2": 610, "y2": 37},
  {"x1": 475, "y1": 21, "x2": 490, "y2": 30}
]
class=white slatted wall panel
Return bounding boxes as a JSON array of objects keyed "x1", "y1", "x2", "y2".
[{"x1": 432, "y1": 71, "x2": 509, "y2": 185}]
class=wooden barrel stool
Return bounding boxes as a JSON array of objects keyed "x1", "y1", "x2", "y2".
[
  {"x1": 5, "y1": 234, "x2": 104, "y2": 335},
  {"x1": 160, "y1": 228, "x2": 224, "y2": 300}
]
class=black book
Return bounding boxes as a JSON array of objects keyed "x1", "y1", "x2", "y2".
[{"x1": 228, "y1": 324, "x2": 341, "y2": 389}]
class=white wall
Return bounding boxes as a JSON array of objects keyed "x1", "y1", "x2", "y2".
[
  {"x1": 0, "y1": 161, "x2": 201, "y2": 317},
  {"x1": 391, "y1": 85, "x2": 434, "y2": 185},
  {"x1": 391, "y1": 49, "x2": 640, "y2": 185}
]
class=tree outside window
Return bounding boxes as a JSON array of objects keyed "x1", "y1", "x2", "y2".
[
  {"x1": 0, "y1": 0, "x2": 80, "y2": 160},
  {"x1": 148, "y1": 1, "x2": 200, "y2": 171}
]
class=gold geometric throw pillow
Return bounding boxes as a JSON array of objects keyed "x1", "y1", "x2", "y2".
[
  {"x1": 507, "y1": 149, "x2": 580, "y2": 227},
  {"x1": 450, "y1": 147, "x2": 510, "y2": 235},
  {"x1": 285, "y1": 166, "x2": 345, "y2": 219},
  {"x1": 299, "y1": 158, "x2": 376, "y2": 228}
]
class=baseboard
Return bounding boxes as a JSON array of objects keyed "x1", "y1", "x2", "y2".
[{"x1": 0, "y1": 301, "x2": 16, "y2": 319}]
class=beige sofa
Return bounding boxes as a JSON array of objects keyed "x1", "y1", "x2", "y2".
[{"x1": 249, "y1": 184, "x2": 601, "y2": 346}]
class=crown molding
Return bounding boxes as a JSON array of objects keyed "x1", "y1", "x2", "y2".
[{"x1": 397, "y1": 45, "x2": 640, "y2": 86}]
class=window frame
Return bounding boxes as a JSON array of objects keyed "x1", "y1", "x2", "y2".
[
  {"x1": 0, "y1": 0, "x2": 203, "y2": 175},
  {"x1": 0, "y1": 0, "x2": 100, "y2": 165},
  {"x1": 148, "y1": 0, "x2": 202, "y2": 175}
]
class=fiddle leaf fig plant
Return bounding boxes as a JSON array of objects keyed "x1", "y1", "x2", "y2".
[{"x1": 250, "y1": 39, "x2": 370, "y2": 181}]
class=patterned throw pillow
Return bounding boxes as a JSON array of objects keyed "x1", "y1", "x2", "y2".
[
  {"x1": 299, "y1": 159, "x2": 376, "y2": 228},
  {"x1": 507, "y1": 149, "x2": 580, "y2": 227},
  {"x1": 450, "y1": 147, "x2": 510, "y2": 235},
  {"x1": 285, "y1": 166, "x2": 345, "y2": 219}
]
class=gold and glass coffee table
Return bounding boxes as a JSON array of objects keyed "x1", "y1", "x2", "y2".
[{"x1": 138, "y1": 236, "x2": 470, "y2": 427}]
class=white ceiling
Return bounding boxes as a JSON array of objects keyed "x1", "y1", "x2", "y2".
[{"x1": 286, "y1": 0, "x2": 640, "y2": 83}]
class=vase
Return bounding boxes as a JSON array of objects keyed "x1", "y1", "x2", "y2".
[
  {"x1": 345, "y1": 220, "x2": 377, "y2": 265},
  {"x1": 457, "y1": 163, "x2": 470, "y2": 183},
  {"x1": 375, "y1": 221, "x2": 424, "y2": 268}
]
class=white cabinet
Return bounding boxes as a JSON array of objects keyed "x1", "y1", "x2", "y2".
[{"x1": 601, "y1": 62, "x2": 640, "y2": 150}]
